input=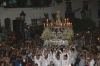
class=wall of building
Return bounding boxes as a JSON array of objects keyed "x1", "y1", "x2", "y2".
[
  {"x1": 71, "y1": 0, "x2": 99, "y2": 26},
  {"x1": 0, "y1": 4, "x2": 66, "y2": 30},
  {"x1": 0, "y1": 0, "x2": 99, "y2": 31}
]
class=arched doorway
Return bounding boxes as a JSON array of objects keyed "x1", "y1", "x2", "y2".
[
  {"x1": 13, "y1": 17, "x2": 23, "y2": 42},
  {"x1": 4, "y1": 18, "x2": 11, "y2": 30}
]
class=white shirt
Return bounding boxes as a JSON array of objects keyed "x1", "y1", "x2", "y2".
[
  {"x1": 42, "y1": 57, "x2": 49, "y2": 66},
  {"x1": 41, "y1": 54, "x2": 51, "y2": 66},
  {"x1": 61, "y1": 53, "x2": 70, "y2": 66},
  {"x1": 73, "y1": 50, "x2": 78, "y2": 59},
  {"x1": 89, "y1": 59, "x2": 95, "y2": 66},
  {"x1": 79, "y1": 58, "x2": 85, "y2": 66},
  {"x1": 34, "y1": 56, "x2": 42, "y2": 66},
  {"x1": 52, "y1": 52, "x2": 62, "y2": 66},
  {"x1": 68, "y1": 50, "x2": 75, "y2": 64}
]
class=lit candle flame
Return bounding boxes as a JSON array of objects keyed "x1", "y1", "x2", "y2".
[
  {"x1": 51, "y1": 23, "x2": 53, "y2": 26},
  {"x1": 63, "y1": 23, "x2": 65, "y2": 26},
  {"x1": 47, "y1": 19, "x2": 48, "y2": 23},
  {"x1": 67, "y1": 18, "x2": 69, "y2": 22},
  {"x1": 61, "y1": 23, "x2": 62, "y2": 26}
]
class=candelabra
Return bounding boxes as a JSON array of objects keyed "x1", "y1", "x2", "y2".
[{"x1": 43, "y1": 18, "x2": 72, "y2": 28}]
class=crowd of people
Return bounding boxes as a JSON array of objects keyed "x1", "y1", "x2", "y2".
[
  {"x1": 0, "y1": 38, "x2": 100, "y2": 66},
  {"x1": 0, "y1": 25, "x2": 100, "y2": 66}
]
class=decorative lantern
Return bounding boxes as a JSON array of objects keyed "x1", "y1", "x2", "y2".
[{"x1": 20, "y1": 11, "x2": 26, "y2": 21}]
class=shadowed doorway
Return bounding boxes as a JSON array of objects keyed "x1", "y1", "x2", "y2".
[{"x1": 4, "y1": 18, "x2": 11, "y2": 30}]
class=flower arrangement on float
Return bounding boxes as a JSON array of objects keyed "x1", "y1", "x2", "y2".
[
  {"x1": 41, "y1": 11, "x2": 74, "y2": 46},
  {"x1": 62, "y1": 28, "x2": 74, "y2": 40},
  {"x1": 41, "y1": 28, "x2": 52, "y2": 40}
]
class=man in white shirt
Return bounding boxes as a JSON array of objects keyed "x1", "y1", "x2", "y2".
[
  {"x1": 42, "y1": 54, "x2": 50, "y2": 66},
  {"x1": 34, "y1": 54, "x2": 42, "y2": 66},
  {"x1": 89, "y1": 59, "x2": 95, "y2": 66},
  {"x1": 61, "y1": 53, "x2": 70, "y2": 66},
  {"x1": 52, "y1": 51, "x2": 62, "y2": 66}
]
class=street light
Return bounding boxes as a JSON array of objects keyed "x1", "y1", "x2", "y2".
[
  {"x1": 20, "y1": 11, "x2": 26, "y2": 21},
  {"x1": 20, "y1": 11, "x2": 26, "y2": 43}
]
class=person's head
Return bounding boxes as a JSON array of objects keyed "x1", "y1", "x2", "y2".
[
  {"x1": 35, "y1": 63, "x2": 38, "y2": 66},
  {"x1": 56, "y1": 54, "x2": 60, "y2": 60},
  {"x1": 44, "y1": 54, "x2": 48, "y2": 59},
  {"x1": 80, "y1": 55, "x2": 84, "y2": 58},
  {"x1": 36, "y1": 54, "x2": 40, "y2": 59},
  {"x1": 50, "y1": 61, "x2": 54, "y2": 65},
  {"x1": 9, "y1": 62, "x2": 13, "y2": 66},
  {"x1": 64, "y1": 54, "x2": 68, "y2": 60}
]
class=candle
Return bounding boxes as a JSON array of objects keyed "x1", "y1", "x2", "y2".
[
  {"x1": 47, "y1": 24, "x2": 48, "y2": 27},
  {"x1": 61, "y1": 23, "x2": 62, "y2": 26},
  {"x1": 50, "y1": 23, "x2": 52, "y2": 26},
  {"x1": 67, "y1": 22, "x2": 69, "y2": 27},
  {"x1": 63, "y1": 23, "x2": 65, "y2": 26},
  {"x1": 47, "y1": 19, "x2": 48, "y2": 23},
  {"x1": 66, "y1": 22, "x2": 68, "y2": 27},
  {"x1": 51, "y1": 23, "x2": 53, "y2": 26},
  {"x1": 65, "y1": 19, "x2": 66, "y2": 22},
  {"x1": 67, "y1": 18, "x2": 69, "y2": 22}
]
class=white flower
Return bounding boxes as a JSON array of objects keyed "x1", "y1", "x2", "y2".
[
  {"x1": 41, "y1": 28, "x2": 52, "y2": 40},
  {"x1": 62, "y1": 28, "x2": 74, "y2": 40}
]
